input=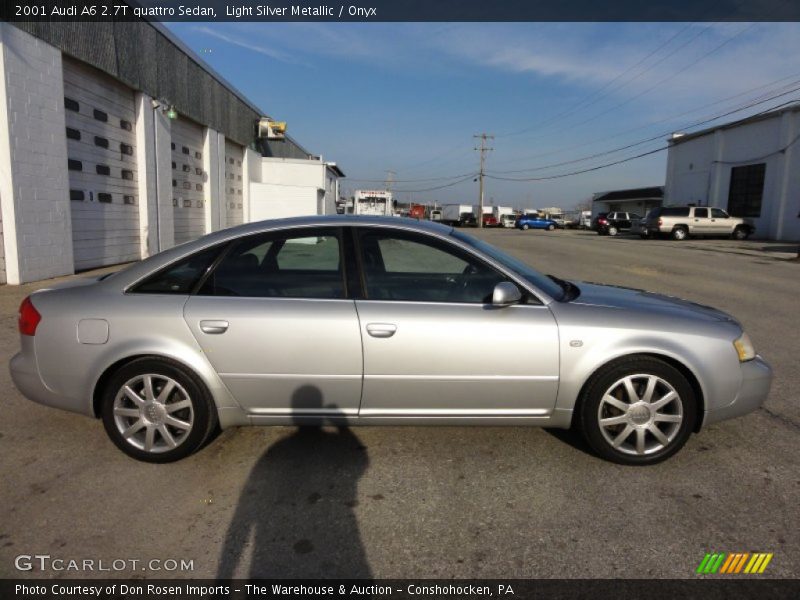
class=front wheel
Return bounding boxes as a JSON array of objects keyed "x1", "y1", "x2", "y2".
[
  {"x1": 101, "y1": 358, "x2": 218, "y2": 463},
  {"x1": 577, "y1": 357, "x2": 696, "y2": 465},
  {"x1": 547, "y1": 224, "x2": 555, "y2": 231},
  {"x1": 732, "y1": 227, "x2": 749, "y2": 240}
]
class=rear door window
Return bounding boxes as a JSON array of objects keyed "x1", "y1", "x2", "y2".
[
  {"x1": 199, "y1": 228, "x2": 345, "y2": 299},
  {"x1": 694, "y1": 208, "x2": 709, "y2": 218}
]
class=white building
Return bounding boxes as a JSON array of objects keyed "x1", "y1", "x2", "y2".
[
  {"x1": 0, "y1": 21, "x2": 341, "y2": 284},
  {"x1": 250, "y1": 157, "x2": 344, "y2": 221},
  {"x1": 665, "y1": 105, "x2": 800, "y2": 241}
]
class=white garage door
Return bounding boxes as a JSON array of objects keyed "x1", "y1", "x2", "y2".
[
  {"x1": 63, "y1": 58, "x2": 141, "y2": 271},
  {"x1": 224, "y1": 140, "x2": 244, "y2": 228},
  {"x1": 171, "y1": 118, "x2": 207, "y2": 245}
]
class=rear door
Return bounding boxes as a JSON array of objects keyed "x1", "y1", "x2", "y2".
[
  {"x1": 691, "y1": 207, "x2": 712, "y2": 234},
  {"x1": 183, "y1": 227, "x2": 363, "y2": 416},
  {"x1": 353, "y1": 227, "x2": 560, "y2": 418}
]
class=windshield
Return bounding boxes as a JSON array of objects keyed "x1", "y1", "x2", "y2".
[{"x1": 451, "y1": 230, "x2": 566, "y2": 301}]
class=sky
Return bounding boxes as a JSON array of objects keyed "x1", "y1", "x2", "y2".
[{"x1": 167, "y1": 22, "x2": 800, "y2": 210}]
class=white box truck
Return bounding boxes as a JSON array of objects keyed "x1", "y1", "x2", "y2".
[
  {"x1": 441, "y1": 204, "x2": 477, "y2": 227},
  {"x1": 353, "y1": 190, "x2": 393, "y2": 216}
]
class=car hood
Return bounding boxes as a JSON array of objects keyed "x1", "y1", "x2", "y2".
[{"x1": 570, "y1": 281, "x2": 739, "y2": 325}]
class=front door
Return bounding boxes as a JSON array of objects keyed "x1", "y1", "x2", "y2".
[
  {"x1": 354, "y1": 228, "x2": 560, "y2": 419},
  {"x1": 183, "y1": 227, "x2": 363, "y2": 416},
  {"x1": 691, "y1": 207, "x2": 713, "y2": 234}
]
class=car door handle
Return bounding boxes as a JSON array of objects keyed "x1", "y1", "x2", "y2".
[
  {"x1": 366, "y1": 323, "x2": 397, "y2": 338},
  {"x1": 199, "y1": 320, "x2": 229, "y2": 334}
]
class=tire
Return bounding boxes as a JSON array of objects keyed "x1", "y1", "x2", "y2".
[
  {"x1": 671, "y1": 227, "x2": 688, "y2": 241},
  {"x1": 577, "y1": 356, "x2": 696, "y2": 465},
  {"x1": 608, "y1": 226, "x2": 618, "y2": 236},
  {"x1": 732, "y1": 227, "x2": 749, "y2": 241},
  {"x1": 521, "y1": 224, "x2": 529, "y2": 230},
  {"x1": 640, "y1": 232, "x2": 650, "y2": 239},
  {"x1": 547, "y1": 224, "x2": 555, "y2": 231},
  {"x1": 101, "y1": 358, "x2": 218, "y2": 463}
]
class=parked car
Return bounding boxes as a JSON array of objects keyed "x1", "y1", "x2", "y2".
[
  {"x1": 482, "y1": 215, "x2": 499, "y2": 227},
  {"x1": 594, "y1": 211, "x2": 643, "y2": 236},
  {"x1": 10, "y1": 216, "x2": 771, "y2": 465},
  {"x1": 499, "y1": 214, "x2": 517, "y2": 228},
  {"x1": 516, "y1": 215, "x2": 557, "y2": 231},
  {"x1": 641, "y1": 206, "x2": 755, "y2": 240}
]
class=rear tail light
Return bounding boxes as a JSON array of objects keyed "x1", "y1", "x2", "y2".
[
  {"x1": 658, "y1": 218, "x2": 663, "y2": 226},
  {"x1": 18, "y1": 296, "x2": 41, "y2": 336}
]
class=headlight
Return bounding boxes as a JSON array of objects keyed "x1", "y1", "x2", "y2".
[{"x1": 733, "y1": 332, "x2": 756, "y2": 362}]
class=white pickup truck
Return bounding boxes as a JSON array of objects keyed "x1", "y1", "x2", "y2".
[{"x1": 641, "y1": 206, "x2": 755, "y2": 240}]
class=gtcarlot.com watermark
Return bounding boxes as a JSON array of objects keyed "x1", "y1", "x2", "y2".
[{"x1": 15, "y1": 554, "x2": 194, "y2": 573}]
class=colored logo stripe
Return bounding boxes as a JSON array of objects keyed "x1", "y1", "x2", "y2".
[{"x1": 699, "y1": 552, "x2": 773, "y2": 574}]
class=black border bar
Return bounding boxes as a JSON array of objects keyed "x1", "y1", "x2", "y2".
[{"x1": 3, "y1": 0, "x2": 800, "y2": 22}]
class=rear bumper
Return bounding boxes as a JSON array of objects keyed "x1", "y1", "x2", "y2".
[
  {"x1": 702, "y1": 356, "x2": 772, "y2": 427},
  {"x1": 9, "y1": 351, "x2": 91, "y2": 417}
]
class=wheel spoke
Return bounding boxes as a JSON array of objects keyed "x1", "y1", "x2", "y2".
[
  {"x1": 600, "y1": 414, "x2": 629, "y2": 427},
  {"x1": 158, "y1": 425, "x2": 177, "y2": 448},
  {"x1": 642, "y1": 376, "x2": 658, "y2": 403},
  {"x1": 122, "y1": 419, "x2": 146, "y2": 438},
  {"x1": 157, "y1": 380, "x2": 176, "y2": 404},
  {"x1": 648, "y1": 424, "x2": 669, "y2": 446},
  {"x1": 651, "y1": 391, "x2": 678, "y2": 410},
  {"x1": 114, "y1": 407, "x2": 140, "y2": 419},
  {"x1": 635, "y1": 428, "x2": 646, "y2": 455},
  {"x1": 144, "y1": 425, "x2": 156, "y2": 451},
  {"x1": 123, "y1": 385, "x2": 145, "y2": 407},
  {"x1": 612, "y1": 425, "x2": 634, "y2": 448},
  {"x1": 165, "y1": 416, "x2": 191, "y2": 431},
  {"x1": 602, "y1": 394, "x2": 629, "y2": 412},
  {"x1": 143, "y1": 376, "x2": 155, "y2": 402},
  {"x1": 654, "y1": 413, "x2": 682, "y2": 423},
  {"x1": 622, "y1": 377, "x2": 640, "y2": 403},
  {"x1": 166, "y1": 399, "x2": 192, "y2": 413}
]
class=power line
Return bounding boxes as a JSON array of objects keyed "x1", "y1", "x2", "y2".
[
  {"x1": 488, "y1": 71, "x2": 800, "y2": 170},
  {"x1": 487, "y1": 91, "x2": 800, "y2": 175},
  {"x1": 394, "y1": 174, "x2": 478, "y2": 193}
]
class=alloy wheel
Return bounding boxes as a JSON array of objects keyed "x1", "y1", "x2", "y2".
[
  {"x1": 597, "y1": 374, "x2": 683, "y2": 456},
  {"x1": 112, "y1": 374, "x2": 194, "y2": 453}
]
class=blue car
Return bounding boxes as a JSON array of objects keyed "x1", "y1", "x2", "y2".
[{"x1": 516, "y1": 215, "x2": 557, "y2": 231}]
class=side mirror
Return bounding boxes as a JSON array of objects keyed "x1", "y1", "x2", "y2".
[{"x1": 492, "y1": 282, "x2": 522, "y2": 307}]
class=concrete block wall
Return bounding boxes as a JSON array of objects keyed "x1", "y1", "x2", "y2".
[{"x1": 0, "y1": 23, "x2": 75, "y2": 284}]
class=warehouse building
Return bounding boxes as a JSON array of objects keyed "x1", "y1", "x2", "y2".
[
  {"x1": 0, "y1": 20, "x2": 336, "y2": 285},
  {"x1": 665, "y1": 104, "x2": 800, "y2": 241},
  {"x1": 591, "y1": 186, "x2": 664, "y2": 218}
]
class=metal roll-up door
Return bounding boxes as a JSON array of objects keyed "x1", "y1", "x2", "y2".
[
  {"x1": 224, "y1": 140, "x2": 244, "y2": 228},
  {"x1": 171, "y1": 118, "x2": 206, "y2": 245},
  {"x1": 63, "y1": 57, "x2": 141, "y2": 271}
]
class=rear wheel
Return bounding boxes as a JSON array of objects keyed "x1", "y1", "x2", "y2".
[
  {"x1": 521, "y1": 224, "x2": 529, "y2": 230},
  {"x1": 671, "y1": 226, "x2": 688, "y2": 241},
  {"x1": 608, "y1": 226, "x2": 618, "y2": 236},
  {"x1": 547, "y1": 224, "x2": 555, "y2": 231},
  {"x1": 578, "y1": 357, "x2": 696, "y2": 465},
  {"x1": 101, "y1": 358, "x2": 218, "y2": 463}
]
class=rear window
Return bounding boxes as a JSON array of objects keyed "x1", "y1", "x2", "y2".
[
  {"x1": 130, "y1": 246, "x2": 221, "y2": 294},
  {"x1": 660, "y1": 207, "x2": 691, "y2": 217}
]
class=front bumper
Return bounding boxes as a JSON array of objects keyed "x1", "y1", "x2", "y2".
[{"x1": 702, "y1": 355, "x2": 772, "y2": 427}]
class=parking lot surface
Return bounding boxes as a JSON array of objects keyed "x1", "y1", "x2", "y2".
[{"x1": 0, "y1": 229, "x2": 797, "y2": 579}]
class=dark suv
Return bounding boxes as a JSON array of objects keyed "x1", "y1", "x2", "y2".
[{"x1": 593, "y1": 211, "x2": 643, "y2": 236}]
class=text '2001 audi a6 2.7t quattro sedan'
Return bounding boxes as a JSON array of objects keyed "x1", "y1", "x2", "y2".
[{"x1": 10, "y1": 216, "x2": 772, "y2": 465}]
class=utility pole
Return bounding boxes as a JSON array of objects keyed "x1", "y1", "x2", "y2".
[
  {"x1": 385, "y1": 169, "x2": 396, "y2": 191},
  {"x1": 474, "y1": 134, "x2": 494, "y2": 227}
]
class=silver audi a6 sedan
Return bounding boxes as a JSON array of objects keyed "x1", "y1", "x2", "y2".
[{"x1": 10, "y1": 216, "x2": 771, "y2": 465}]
